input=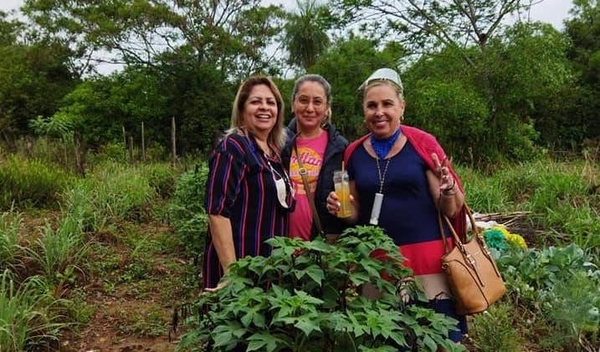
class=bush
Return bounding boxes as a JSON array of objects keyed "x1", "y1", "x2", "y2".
[
  {"x1": 169, "y1": 164, "x2": 209, "y2": 258},
  {"x1": 178, "y1": 226, "x2": 464, "y2": 352}
]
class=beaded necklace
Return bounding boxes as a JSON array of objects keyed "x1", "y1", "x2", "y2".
[{"x1": 370, "y1": 127, "x2": 401, "y2": 159}]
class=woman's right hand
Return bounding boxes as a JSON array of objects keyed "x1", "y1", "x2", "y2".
[{"x1": 326, "y1": 191, "x2": 341, "y2": 215}]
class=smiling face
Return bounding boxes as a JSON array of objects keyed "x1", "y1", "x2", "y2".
[
  {"x1": 292, "y1": 81, "x2": 329, "y2": 135},
  {"x1": 363, "y1": 82, "x2": 405, "y2": 139},
  {"x1": 242, "y1": 84, "x2": 278, "y2": 136}
]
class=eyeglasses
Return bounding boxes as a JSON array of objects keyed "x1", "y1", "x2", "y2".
[{"x1": 265, "y1": 156, "x2": 294, "y2": 209}]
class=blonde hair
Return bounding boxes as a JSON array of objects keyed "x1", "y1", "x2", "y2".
[
  {"x1": 227, "y1": 76, "x2": 287, "y2": 151},
  {"x1": 364, "y1": 80, "x2": 404, "y2": 102}
]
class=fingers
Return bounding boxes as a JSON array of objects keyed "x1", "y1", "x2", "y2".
[
  {"x1": 431, "y1": 153, "x2": 441, "y2": 170},
  {"x1": 326, "y1": 191, "x2": 340, "y2": 214}
]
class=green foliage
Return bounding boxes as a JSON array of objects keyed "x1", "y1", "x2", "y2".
[
  {"x1": 63, "y1": 161, "x2": 157, "y2": 232},
  {"x1": 22, "y1": 215, "x2": 89, "y2": 292},
  {"x1": 284, "y1": 0, "x2": 331, "y2": 71},
  {"x1": 169, "y1": 164, "x2": 209, "y2": 258},
  {"x1": 0, "y1": 154, "x2": 70, "y2": 210},
  {"x1": 564, "y1": 0, "x2": 600, "y2": 145},
  {"x1": 459, "y1": 159, "x2": 600, "y2": 250},
  {"x1": 0, "y1": 270, "x2": 68, "y2": 351},
  {"x1": 495, "y1": 244, "x2": 600, "y2": 350},
  {"x1": 0, "y1": 209, "x2": 23, "y2": 271},
  {"x1": 138, "y1": 162, "x2": 180, "y2": 199},
  {"x1": 0, "y1": 33, "x2": 76, "y2": 139},
  {"x1": 469, "y1": 302, "x2": 524, "y2": 352},
  {"x1": 179, "y1": 226, "x2": 463, "y2": 352}
]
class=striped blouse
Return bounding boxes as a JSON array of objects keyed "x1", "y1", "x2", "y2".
[{"x1": 203, "y1": 132, "x2": 291, "y2": 289}]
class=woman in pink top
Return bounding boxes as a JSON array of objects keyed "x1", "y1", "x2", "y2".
[{"x1": 281, "y1": 74, "x2": 348, "y2": 241}]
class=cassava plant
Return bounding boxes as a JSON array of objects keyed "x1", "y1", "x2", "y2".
[{"x1": 178, "y1": 226, "x2": 463, "y2": 352}]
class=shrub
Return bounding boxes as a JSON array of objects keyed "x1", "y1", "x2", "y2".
[
  {"x1": 470, "y1": 302, "x2": 524, "y2": 352},
  {"x1": 178, "y1": 226, "x2": 464, "y2": 352},
  {"x1": 169, "y1": 164, "x2": 209, "y2": 258},
  {"x1": 495, "y1": 244, "x2": 600, "y2": 350}
]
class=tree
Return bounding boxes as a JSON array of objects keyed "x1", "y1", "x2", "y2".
[
  {"x1": 308, "y1": 36, "x2": 405, "y2": 141},
  {"x1": 0, "y1": 13, "x2": 76, "y2": 143},
  {"x1": 404, "y1": 22, "x2": 573, "y2": 165},
  {"x1": 22, "y1": 0, "x2": 287, "y2": 78},
  {"x1": 564, "y1": 0, "x2": 600, "y2": 146},
  {"x1": 331, "y1": 0, "x2": 531, "y2": 62},
  {"x1": 284, "y1": 0, "x2": 332, "y2": 72}
]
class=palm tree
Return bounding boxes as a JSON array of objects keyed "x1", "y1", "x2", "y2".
[{"x1": 284, "y1": 0, "x2": 331, "y2": 72}]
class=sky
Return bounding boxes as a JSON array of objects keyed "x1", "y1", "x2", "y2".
[{"x1": 1, "y1": 0, "x2": 574, "y2": 30}]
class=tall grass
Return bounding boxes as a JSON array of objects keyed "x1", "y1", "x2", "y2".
[
  {"x1": 22, "y1": 215, "x2": 89, "y2": 295},
  {"x1": 0, "y1": 210, "x2": 22, "y2": 271},
  {"x1": 458, "y1": 158, "x2": 600, "y2": 250},
  {"x1": 0, "y1": 270, "x2": 68, "y2": 351},
  {"x1": 0, "y1": 155, "x2": 71, "y2": 210},
  {"x1": 63, "y1": 161, "x2": 158, "y2": 232}
]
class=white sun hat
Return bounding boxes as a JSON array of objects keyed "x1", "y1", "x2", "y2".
[{"x1": 358, "y1": 68, "x2": 403, "y2": 92}]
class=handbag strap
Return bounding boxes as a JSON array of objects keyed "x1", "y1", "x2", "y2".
[
  {"x1": 438, "y1": 203, "x2": 479, "y2": 254},
  {"x1": 294, "y1": 140, "x2": 324, "y2": 235}
]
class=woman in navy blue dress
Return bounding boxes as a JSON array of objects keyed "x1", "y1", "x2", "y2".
[
  {"x1": 326, "y1": 68, "x2": 468, "y2": 342},
  {"x1": 203, "y1": 76, "x2": 294, "y2": 290}
]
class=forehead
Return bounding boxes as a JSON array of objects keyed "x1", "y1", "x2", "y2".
[
  {"x1": 296, "y1": 81, "x2": 327, "y2": 97},
  {"x1": 364, "y1": 84, "x2": 399, "y2": 101},
  {"x1": 248, "y1": 84, "x2": 275, "y2": 98}
]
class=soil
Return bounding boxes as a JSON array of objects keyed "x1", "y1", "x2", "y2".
[{"x1": 33, "y1": 218, "x2": 197, "y2": 352}]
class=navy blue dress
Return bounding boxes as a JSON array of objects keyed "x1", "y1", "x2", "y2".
[{"x1": 348, "y1": 141, "x2": 467, "y2": 342}]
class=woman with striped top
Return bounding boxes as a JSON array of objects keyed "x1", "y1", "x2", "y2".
[{"x1": 203, "y1": 76, "x2": 294, "y2": 290}]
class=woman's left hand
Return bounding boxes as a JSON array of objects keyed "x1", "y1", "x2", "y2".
[{"x1": 431, "y1": 153, "x2": 455, "y2": 193}]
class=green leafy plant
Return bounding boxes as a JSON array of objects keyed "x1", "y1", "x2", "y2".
[
  {"x1": 178, "y1": 226, "x2": 463, "y2": 352},
  {"x1": 169, "y1": 164, "x2": 209, "y2": 258},
  {"x1": 470, "y1": 302, "x2": 524, "y2": 352},
  {"x1": 495, "y1": 244, "x2": 600, "y2": 350},
  {"x1": 22, "y1": 215, "x2": 89, "y2": 296}
]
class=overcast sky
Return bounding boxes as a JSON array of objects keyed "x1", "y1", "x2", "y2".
[{"x1": 1, "y1": 0, "x2": 574, "y2": 30}]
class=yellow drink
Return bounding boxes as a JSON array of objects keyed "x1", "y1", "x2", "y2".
[{"x1": 333, "y1": 171, "x2": 353, "y2": 218}]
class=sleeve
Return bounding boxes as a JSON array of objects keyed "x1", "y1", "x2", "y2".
[{"x1": 204, "y1": 136, "x2": 248, "y2": 218}]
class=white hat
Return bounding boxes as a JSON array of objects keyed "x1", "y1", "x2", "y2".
[{"x1": 359, "y1": 68, "x2": 403, "y2": 91}]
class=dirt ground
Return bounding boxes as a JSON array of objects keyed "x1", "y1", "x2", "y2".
[{"x1": 50, "y1": 223, "x2": 194, "y2": 352}]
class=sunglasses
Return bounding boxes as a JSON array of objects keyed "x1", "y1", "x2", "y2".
[{"x1": 265, "y1": 157, "x2": 294, "y2": 209}]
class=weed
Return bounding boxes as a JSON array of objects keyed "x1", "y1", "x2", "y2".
[{"x1": 470, "y1": 302, "x2": 524, "y2": 351}]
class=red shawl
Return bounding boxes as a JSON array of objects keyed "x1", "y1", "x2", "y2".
[{"x1": 344, "y1": 125, "x2": 467, "y2": 241}]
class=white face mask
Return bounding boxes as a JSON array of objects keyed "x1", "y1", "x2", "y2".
[{"x1": 266, "y1": 156, "x2": 294, "y2": 209}]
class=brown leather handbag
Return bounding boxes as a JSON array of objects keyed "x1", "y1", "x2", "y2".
[{"x1": 439, "y1": 206, "x2": 506, "y2": 315}]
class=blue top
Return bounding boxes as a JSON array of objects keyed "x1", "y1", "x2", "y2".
[
  {"x1": 203, "y1": 132, "x2": 291, "y2": 289},
  {"x1": 348, "y1": 142, "x2": 442, "y2": 246}
]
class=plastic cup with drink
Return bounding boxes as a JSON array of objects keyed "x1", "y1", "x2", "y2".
[{"x1": 333, "y1": 169, "x2": 353, "y2": 218}]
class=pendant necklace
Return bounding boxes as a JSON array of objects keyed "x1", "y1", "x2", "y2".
[
  {"x1": 369, "y1": 128, "x2": 400, "y2": 225},
  {"x1": 370, "y1": 157, "x2": 391, "y2": 226}
]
